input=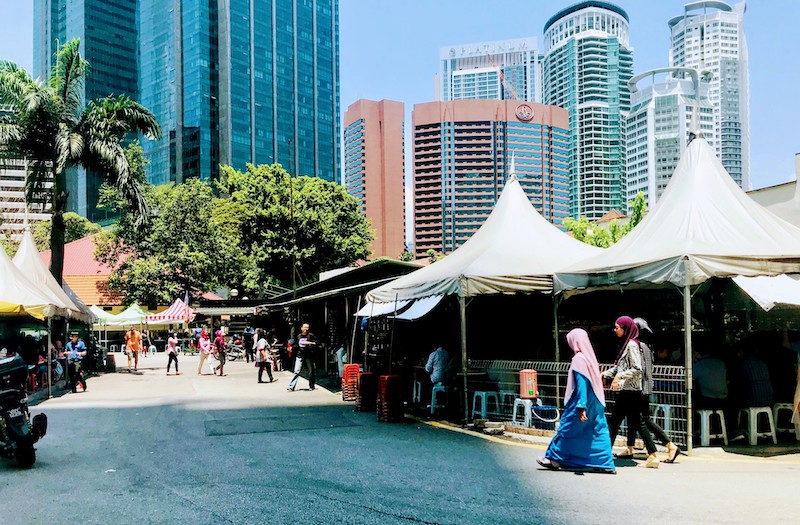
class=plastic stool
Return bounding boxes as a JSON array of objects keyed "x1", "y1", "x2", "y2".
[
  {"x1": 499, "y1": 390, "x2": 517, "y2": 413},
  {"x1": 773, "y1": 403, "x2": 797, "y2": 436},
  {"x1": 696, "y1": 409, "x2": 728, "y2": 446},
  {"x1": 412, "y1": 381, "x2": 423, "y2": 404},
  {"x1": 512, "y1": 398, "x2": 534, "y2": 427},
  {"x1": 652, "y1": 404, "x2": 673, "y2": 435},
  {"x1": 471, "y1": 391, "x2": 500, "y2": 419},
  {"x1": 738, "y1": 407, "x2": 777, "y2": 446},
  {"x1": 431, "y1": 385, "x2": 447, "y2": 415},
  {"x1": 110, "y1": 344, "x2": 119, "y2": 353}
]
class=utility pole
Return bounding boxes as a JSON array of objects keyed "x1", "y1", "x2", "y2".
[{"x1": 288, "y1": 138, "x2": 296, "y2": 294}]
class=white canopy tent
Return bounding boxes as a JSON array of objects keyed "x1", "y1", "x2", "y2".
[
  {"x1": 12, "y1": 230, "x2": 94, "y2": 324},
  {"x1": 0, "y1": 237, "x2": 57, "y2": 320},
  {"x1": 365, "y1": 175, "x2": 602, "y2": 421},
  {"x1": 555, "y1": 137, "x2": 800, "y2": 451},
  {"x1": 101, "y1": 304, "x2": 150, "y2": 327}
]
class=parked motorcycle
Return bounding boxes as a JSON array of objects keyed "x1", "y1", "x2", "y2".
[
  {"x1": 225, "y1": 338, "x2": 245, "y2": 361},
  {"x1": 0, "y1": 356, "x2": 48, "y2": 468}
]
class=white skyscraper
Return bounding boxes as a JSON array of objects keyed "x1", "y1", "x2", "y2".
[
  {"x1": 668, "y1": 1, "x2": 749, "y2": 189},
  {"x1": 436, "y1": 37, "x2": 542, "y2": 102},
  {"x1": 626, "y1": 68, "x2": 715, "y2": 209}
]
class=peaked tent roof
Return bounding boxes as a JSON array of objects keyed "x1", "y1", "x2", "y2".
[
  {"x1": 145, "y1": 298, "x2": 196, "y2": 324},
  {"x1": 89, "y1": 305, "x2": 113, "y2": 325},
  {"x1": 367, "y1": 177, "x2": 602, "y2": 303},
  {"x1": 0, "y1": 238, "x2": 56, "y2": 319},
  {"x1": 12, "y1": 230, "x2": 94, "y2": 323},
  {"x1": 103, "y1": 303, "x2": 150, "y2": 326},
  {"x1": 555, "y1": 138, "x2": 800, "y2": 292}
]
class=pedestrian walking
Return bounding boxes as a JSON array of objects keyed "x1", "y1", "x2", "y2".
[
  {"x1": 603, "y1": 316, "x2": 660, "y2": 469},
  {"x1": 287, "y1": 323, "x2": 316, "y2": 391},
  {"x1": 213, "y1": 330, "x2": 226, "y2": 376},
  {"x1": 624, "y1": 317, "x2": 680, "y2": 463},
  {"x1": 538, "y1": 328, "x2": 615, "y2": 473},
  {"x1": 125, "y1": 326, "x2": 140, "y2": 372},
  {"x1": 166, "y1": 332, "x2": 180, "y2": 375},
  {"x1": 255, "y1": 328, "x2": 275, "y2": 383},
  {"x1": 197, "y1": 329, "x2": 212, "y2": 375}
]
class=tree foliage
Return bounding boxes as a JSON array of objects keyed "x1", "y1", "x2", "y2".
[
  {"x1": 0, "y1": 39, "x2": 160, "y2": 284},
  {"x1": 217, "y1": 163, "x2": 373, "y2": 293},
  {"x1": 33, "y1": 212, "x2": 101, "y2": 251},
  {"x1": 97, "y1": 179, "x2": 226, "y2": 306},
  {"x1": 563, "y1": 192, "x2": 648, "y2": 247}
]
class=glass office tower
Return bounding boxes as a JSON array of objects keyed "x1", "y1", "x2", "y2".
[
  {"x1": 542, "y1": 1, "x2": 633, "y2": 220},
  {"x1": 36, "y1": 0, "x2": 340, "y2": 213},
  {"x1": 33, "y1": 0, "x2": 138, "y2": 221}
]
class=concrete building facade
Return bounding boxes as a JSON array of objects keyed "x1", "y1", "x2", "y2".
[
  {"x1": 0, "y1": 159, "x2": 51, "y2": 242},
  {"x1": 412, "y1": 100, "x2": 569, "y2": 258},
  {"x1": 668, "y1": 1, "x2": 749, "y2": 189},
  {"x1": 436, "y1": 37, "x2": 542, "y2": 102},
  {"x1": 542, "y1": 1, "x2": 633, "y2": 220},
  {"x1": 343, "y1": 100, "x2": 405, "y2": 259},
  {"x1": 626, "y1": 69, "x2": 715, "y2": 208}
]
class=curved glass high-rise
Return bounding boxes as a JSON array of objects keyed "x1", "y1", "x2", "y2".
[
  {"x1": 668, "y1": 1, "x2": 749, "y2": 190},
  {"x1": 542, "y1": 1, "x2": 633, "y2": 220}
]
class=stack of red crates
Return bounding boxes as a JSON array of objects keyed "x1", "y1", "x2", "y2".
[
  {"x1": 377, "y1": 375, "x2": 403, "y2": 422},
  {"x1": 342, "y1": 363, "x2": 360, "y2": 401},
  {"x1": 355, "y1": 372, "x2": 377, "y2": 412}
]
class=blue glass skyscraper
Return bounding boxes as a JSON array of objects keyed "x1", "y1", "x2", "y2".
[
  {"x1": 36, "y1": 0, "x2": 340, "y2": 209},
  {"x1": 34, "y1": 0, "x2": 138, "y2": 222},
  {"x1": 139, "y1": 0, "x2": 341, "y2": 185}
]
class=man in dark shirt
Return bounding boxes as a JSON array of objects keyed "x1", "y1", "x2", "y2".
[
  {"x1": 287, "y1": 323, "x2": 317, "y2": 391},
  {"x1": 731, "y1": 348, "x2": 773, "y2": 408}
]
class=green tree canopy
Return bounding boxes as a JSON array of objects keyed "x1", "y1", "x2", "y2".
[
  {"x1": 96, "y1": 179, "x2": 227, "y2": 306},
  {"x1": 217, "y1": 163, "x2": 373, "y2": 293},
  {"x1": 563, "y1": 192, "x2": 648, "y2": 248},
  {"x1": 0, "y1": 39, "x2": 160, "y2": 284},
  {"x1": 33, "y1": 212, "x2": 102, "y2": 251}
]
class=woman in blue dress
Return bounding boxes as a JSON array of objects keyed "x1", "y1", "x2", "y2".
[{"x1": 537, "y1": 328, "x2": 615, "y2": 473}]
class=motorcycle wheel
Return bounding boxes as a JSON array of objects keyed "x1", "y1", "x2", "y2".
[{"x1": 14, "y1": 445, "x2": 36, "y2": 468}]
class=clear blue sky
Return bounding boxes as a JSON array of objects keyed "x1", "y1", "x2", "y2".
[{"x1": 2, "y1": 1, "x2": 797, "y2": 189}]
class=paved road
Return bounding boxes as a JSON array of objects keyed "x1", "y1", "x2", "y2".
[{"x1": 1, "y1": 354, "x2": 797, "y2": 525}]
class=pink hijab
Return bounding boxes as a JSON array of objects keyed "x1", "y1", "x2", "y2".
[{"x1": 565, "y1": 328, "x2": 606, "y2": 406}]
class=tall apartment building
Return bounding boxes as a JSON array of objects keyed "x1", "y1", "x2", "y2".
[
  {"x1": 34, "y1": 0, "x2": 138, "y2": 222},
  {"x1": 626, "y1": 69, "x2": 715, "y2": 208},
  {"x1": 343, "y1": 100, "x2": 405, "y2": 259},
  {"x1": 542, "y1": 1, "x2": 633, "y2": 220},
  {"x1": 436, "y1": 37, "x2": 541, "y2": 102},
  {"x1": 35, "y1": 0, "x2": 340, "y2": 212},
  {"x1": 0, "y1": 160, "x2": 52, "y2": 242},
  {"x1": 668, "y1": 1, "x2": 749, "y2": 189},
  {"x1": 412, "y1": 100, "x2": 569, "y2": 258}
]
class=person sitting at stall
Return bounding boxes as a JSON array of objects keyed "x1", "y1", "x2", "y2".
[
  {"x1": 730, "y1": 344, "x2": 773, "y2": 410},
  {"x1": 425, "y1": 345, "x2": 450, "y2": 386},
  {"x1": 65, "y1": 332, "x2": 88, "y2": 393}
]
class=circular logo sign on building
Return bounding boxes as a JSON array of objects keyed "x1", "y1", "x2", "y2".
[{"x1": 515, "y1": 104, "x2": 534, "y2": 121}]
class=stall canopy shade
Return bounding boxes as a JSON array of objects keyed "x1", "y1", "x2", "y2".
[
  {"x1": 90, "y1": 305, "x2": 113, "y2": 325},
  {"x1": 354, "y1": 300, "x2": 410, "y2": 318},
  {"x1": 366, "y1": 177, "x2": 601, "y2": 303},
  {"x1": 12, "y1": 230, "x2": 94, "y2": 323},
  {"x1": 395, "y1": 295, "x2": 444, "y2": 320},
  {"x1": 145, "y1": 298, "x2": 196, "y2": 324},
  {"x1": 732, "y1": 275, "x2": 800, "y2": 311},
  {"x1": 102, "y1": 303, "x2": 149, "y2": 326},
  {"x1": 0, "y1": 237, "x2": 54, "y2": 319},
  {"x1": 555, "y1": 138, "x2": 800, "y2": 292}
]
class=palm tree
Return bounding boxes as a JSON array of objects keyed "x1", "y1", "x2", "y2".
[{"x1": 0, "y1": 39, "x2": 160, "y2": 284}]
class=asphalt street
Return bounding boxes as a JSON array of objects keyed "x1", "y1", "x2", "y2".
[{"x1": 1, "y1": 353, "x2": 798, "y2": 525}]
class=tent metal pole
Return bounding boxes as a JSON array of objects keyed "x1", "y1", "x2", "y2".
[
  {"x1": 683, "y1": 282, "x2": 694, "y2": 455},
  {"x1": 389, "y1": 294, "x2": 398, "y2": 374},
  {"x1": 459, "y1": 293, "x2": 468, "y2": 426},
  {"x1": 553, "y1": 295, "x2": 561, "y2": 406},
  {"x1": 349, "y1": 296, "x2": 361, "y2": 365},
  {"x1": 47, "y1": 318, "x2": 52, "y2": 398}
]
